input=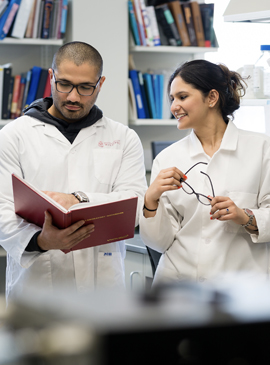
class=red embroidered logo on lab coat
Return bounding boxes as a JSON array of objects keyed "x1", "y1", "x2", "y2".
[{"x1": 98, "y1": 140, "x2": 120, "y2": 147}]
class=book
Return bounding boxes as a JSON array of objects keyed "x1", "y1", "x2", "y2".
[
  {"x1": 154, "y1": 4, "x2": 182, "y2": 47},
  {"x1": 36, "y1": 0, "x2": 45, "y2": 38},
  {"x1": 25, "y1": 65, "x2": 42, "y2": 106},
  {"x1": 10, "y1": 74, "x2": 21, "y2": 119},
  {"x1": 24, "y1": 0, "x2": 37, "y2": 38},
  {"x1": 132, "y1": 0, "x2": 146, "y2": 46},
  {"x1": 35, "y1": 68, "x2": 48, "y2": 99},
  {"x1": 128, "y1": 78, "x2": 137, "y2": 120},
  {"x1": 143, "y1": 72, "x2": 157, "y2": 119},
  {"x1": 146, "y1": 5, "x2": 160, "y2": 46},
  {"x1": 42, "y1": 72, "x2": 51, "y2": 98},
  {"x1": 182, "y1": 2, "x2": 197, "y2": 47},
  {"x1": 139, "y1": 0, "x2": 154, "y2": 47},
  {"x1": 41, "y1": 0, "x2": 53, "y2": 38},
  {"x1": 0, "y1": 66, "x2": 4, "y2": 120},
  {"x1": 15, "y1": 73, "x2": 26, "y2": 118},
  {"x1": 21, "y1": 69, "x2": 32, "y2": 111},
  {"x1": 138, "y1": 71, "x2": 150, "y2": 119},
  {"x1": 190, "y1": 1, "x2": 205, "y2": 48},
  {"x1": 1, "y1": 65, "x2": 12, "y2": 119},
  {"x1": 129, "y1": 69, "x2": 146, "y2": 119},
  {"x1": 0, "y1": 0, "x2": 9, "y2": 17},
  {"x1": 12, "y1": 173, "x2": 138, "y2": 254},
  {"x1": 31, "y1": 0, "x2": 42, "y2": 38},
  {"x1": 199, "y1": 3, "x2": 214, "y2": 48},
  {"x1": 128, "y1": 0, "x2": 140, "y2": 46},
  {"x1": 167, "y1": 1, "x2": 190, "y2": 47},
  {"x1": 11, "y1": 0, "x2": 34, "y2": 38},
  {"x1": 0, "y1": 0, "x2": 21, "y2": 40},
  {"x1": 59, "y1": 0, "x2": 67, "y2": 38},
  {"x1": 7, "y1": 76, "x2": 15, "y2": 119}
]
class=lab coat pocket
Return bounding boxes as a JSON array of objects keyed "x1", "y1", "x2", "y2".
[
  {"x1": 93, "y1": 149, "x2": 123, "y2": 185},
  {"x1": 96, "y1": 252, "x2": 125, "y2": 288},
  {"x1": 224, "y1": 191, "x2": 258, "y2": 233}
]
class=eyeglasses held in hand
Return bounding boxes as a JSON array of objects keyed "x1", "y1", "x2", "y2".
[
  {"x1": 180, "y1": 162, "x2": 215, "y2": 206},
  {"x1": 52, "y1": 69, "x2": 101, "y2": 96}
]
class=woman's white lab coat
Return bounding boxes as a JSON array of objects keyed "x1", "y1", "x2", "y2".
[
  {"x1": 140, "y1": 122, "x2": 270, "y2": 285},
  {"x1": 0, "y1": 115, "x2": 147, "y2": 302}
]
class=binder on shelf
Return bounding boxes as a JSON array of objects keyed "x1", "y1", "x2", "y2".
[
  {"x1": 146, "y1": 5, "x2": 161, "y2": 47},
  {"x1": 25, "y1": 66, "x2": 42, "y2": 107},
  {"x1": 128, "y1": 78, "x2": 137, "y2": 120},
  {"x1": 154, "y1": 4, "x2": 181, "y2": 47},
  {"x1": 143, "y1": 72, "x2": 157, "y2": 119},
  {"x1": 190, "y1": 1, "x2": 205, "y2": 48},
  {"x1": 168, "y1": 1, "x2": 190, "y2": 47},
  {"x1": 0, "y1": 0, "x2": 22, "y2": 40},
  {"x1": 129, "y1": 69, "x2": 146, "y2": 119},
  {"x1": 1, "y1": 65, "x2": 12, "y2": 119},
  {"x1": 10, "y1": 74, "x2": 21, "y2": 119},
  {"x1": 11, "y1": 0, "x2": 34, "y2": 38},
  {"x1": 182, "y1": 2, "x2": 197, "y2": 47},
  {"x1": 128, "y1": 0, "x2": 140, "y2": 46},
  {"x1": 199, "y1": 3, "x2": 215, "y2": 48},
  {"x1": 0, "y1": 1, "x2": 9, "y2": 18},
  {"x1": 138, "y1": 71, "x2": 150, "y2": 119}
]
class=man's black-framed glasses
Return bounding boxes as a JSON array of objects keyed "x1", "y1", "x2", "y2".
[
  {"x1": 52, "y1": 69, "x2": 101, "y2": 96},
  {"x1": 180, "y1": 162, "x2": 215, "y2": 206}
]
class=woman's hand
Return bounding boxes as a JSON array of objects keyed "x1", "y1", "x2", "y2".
[
  {"x1": 209, "y1": 196, "x2": 250, "y2": 226},
  {"x1": 144, "y1": 167, "x2": 186, "y2": 217}
]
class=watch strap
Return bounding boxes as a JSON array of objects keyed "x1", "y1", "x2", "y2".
[{"x1": 241, "y1": 208, "x2": 255, "y2": 228}]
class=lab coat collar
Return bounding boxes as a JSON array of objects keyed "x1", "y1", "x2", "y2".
[{"x1": 189, "y1": 121, "x2": 238, "y2": 157}]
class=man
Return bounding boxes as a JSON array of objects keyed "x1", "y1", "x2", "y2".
[{"x1": 0, "y1": 41, "x2": 147, "y2": 303}]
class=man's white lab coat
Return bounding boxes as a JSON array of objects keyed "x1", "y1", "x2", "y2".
[{"x1": 0, "y1": 115, "x2": 147, "y2": 301}]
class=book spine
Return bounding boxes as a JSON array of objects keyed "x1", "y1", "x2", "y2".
[
  {"x1": 128, "y1": 0, "x2": 141, "y2": 46},
  {"x1": 15, "y1": 74, "x2": 26, "y2": 118},
  {"x1": 182, "y1": 3, "x2": 197, "y2": 47},
  {"x1": 1, "y1": 67, "x2": 12, "y2": 119},
  {"x1": 199, "y1": 3, "x2": 214, "y2": 47},
  {"x1": 146, "y1": 5, "x2": 160, "y2": 46},
  {"x1": 139, "y1": 0, "x2": 154, "y2": 47},
  {"x1": 1, "y1": 2, "x2": 20, "y2": 39},
  {"x1": 60, "y1": 0, "x2": 68, "y2": 38},
  {"x1": 168, "y1": 2, "x2": 190, "y2": 47},
  {"x1": 41, "y1": 0, "x2": 53, "y2": 38},
  {"x1": 25, "y1": 0, "x2": 37, "y2": 38},
  {"x1": 10, "y1": 74, "x2": 21, "y2": 119},
  {"x1": 155, "y1": 5, "x2": 181, "y2": 47},
  {"x1": 132, "y1": 0, "x2": 147, "y2": 46},
  {"x1": 129, "y1": 69, "x2": 146, "y2": 119},
  {"x1": 190, "y1": 1, "x2": 205, "y2": 48}
]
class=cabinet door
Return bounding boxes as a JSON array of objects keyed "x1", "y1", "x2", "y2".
[{"x1": 125, "y1": 250, "x2": 153, "y2": 291}]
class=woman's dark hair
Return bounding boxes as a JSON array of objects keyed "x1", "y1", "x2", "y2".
[{"x1": 168, "y1": 59, "x2": 247, "y2": 124}]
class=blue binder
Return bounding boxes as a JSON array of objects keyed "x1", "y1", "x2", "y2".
[{"x1": 129, "y1": 70, "x2": 146, "y2": 119}]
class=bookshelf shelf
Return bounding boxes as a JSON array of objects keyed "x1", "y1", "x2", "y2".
[
  {"x1": 0, "y1": 38, "x2": 64, "y2": 46},
  {"x1": 129, "y1": 118, "x2": 176, "y2": 126},
  {"x1": 129, "y1": 45, "x2": 218, "y2": 54},
  {"x1": 241, "y1": 99, "x2": 270, "y2": 106}
]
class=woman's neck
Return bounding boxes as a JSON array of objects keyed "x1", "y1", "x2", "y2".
[{"x1": 194, "y1": 119, "x2": 227, "y2": 157}]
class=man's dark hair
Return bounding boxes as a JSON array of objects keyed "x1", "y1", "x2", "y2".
[{"x1": 52, "y1": 41, "x2": 103, "y2": 76}]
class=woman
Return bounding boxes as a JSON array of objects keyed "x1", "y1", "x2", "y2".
[{"x1": 140, "y1": 59, "x2": 270, "y2": 286}]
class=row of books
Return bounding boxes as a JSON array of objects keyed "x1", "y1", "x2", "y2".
[
  {"x1": 0, "y1": 0, "x2": 68, "y2": 40},
  {"x1": 0, "y1": 64, "x2": 51, "y2": 120},
  {"x1": 129, "y1": 0, "x2": 216, "y2": 48},
  {"x1": 129, "y1": 68, "x2": 173, "y2": 120}
]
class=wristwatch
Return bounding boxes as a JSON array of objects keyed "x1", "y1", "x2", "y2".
[
  {"x1": 71, "y1": 191, "x2": 89, "y2": 203},
  {"x1": 241, "y1": 208, "x2": 255, "y2": 228}
]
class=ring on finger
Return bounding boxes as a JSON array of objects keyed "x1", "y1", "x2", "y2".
[{"x1": 226, "y1": 208, "x2": 229, "y2": 214}]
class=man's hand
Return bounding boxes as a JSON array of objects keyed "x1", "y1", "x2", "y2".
[
  {"x1": 37, "y1": 211, "x2": 95, "y2": 251},
  {"x1": 43, "y1": 191, "x2": 79, "y2": 210}
]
